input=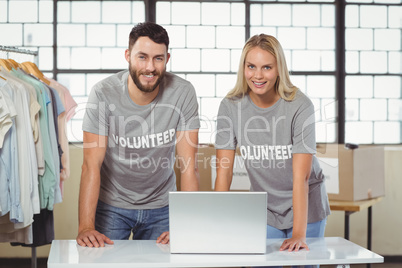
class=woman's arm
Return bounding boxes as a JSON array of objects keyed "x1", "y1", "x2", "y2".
[
  {"x1": 214, "y1": 149, "x2": 236, "y2": 191},
  {"x1": 280, "y1": 153, "x2": 312, "y2": 252}
]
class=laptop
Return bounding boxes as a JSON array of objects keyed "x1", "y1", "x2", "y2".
[{"x1": 169, "y1": 191, "x2": 267, "y2": 254}]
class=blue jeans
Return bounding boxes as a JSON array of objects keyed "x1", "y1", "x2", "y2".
[
  {"x1": 95, "y1": 200, "x2": 169, "y2": 240},
  {"x1": 266, "y1": 218, "x2": 327, "y2": 239},
  {"x1": 265, "y1": 218, "x2": 327, "y2": 268}
]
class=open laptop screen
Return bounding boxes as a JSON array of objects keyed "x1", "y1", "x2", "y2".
[{"x1": 169, "y1": 191, "x2": 267, "y2": 254}]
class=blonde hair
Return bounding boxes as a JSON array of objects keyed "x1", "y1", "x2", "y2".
[{"x1": 226, "y1": 34, "x2": 298, "y2": 101}]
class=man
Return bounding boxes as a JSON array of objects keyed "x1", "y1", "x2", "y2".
[{"x1": 76, "y1": 22, "x2": 200, "y2": 247}]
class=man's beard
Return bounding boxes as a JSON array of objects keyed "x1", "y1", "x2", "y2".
[{"x1": 129, "y1": 65, "x2": 166, "y2": 93}]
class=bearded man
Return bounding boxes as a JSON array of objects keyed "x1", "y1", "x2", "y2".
[{"x1": 76, "y1": 22, "x2": 200, "y2": 247}]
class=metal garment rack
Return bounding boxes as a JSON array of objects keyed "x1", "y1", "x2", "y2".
[
  {"x1": 0, "y1": 45, "x2": 38, "y2": 59},
  {"x1": 0, "y1": 45, "x2": 39, "y2": 268}
]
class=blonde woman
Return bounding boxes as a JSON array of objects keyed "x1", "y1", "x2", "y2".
[{"x1": 215, "y1": 34, "x2": 330, "y2": 258}]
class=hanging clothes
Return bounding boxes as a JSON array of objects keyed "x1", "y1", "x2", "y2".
[
  {"x1": 0, "y1": 75, "x2": 35, "y2": 244},
  {"x1": 0, "y1": 56, "x2": 76, "y2": 247},
  {"x1": 0, "y1": 79, "x2": 23, "y2": 225},
  {"x1": 45, "y1": 76, "x2": 78, "y2": 192},
  {"x1": 7, "y1": 68, "x2": 59, "y2": 211}
]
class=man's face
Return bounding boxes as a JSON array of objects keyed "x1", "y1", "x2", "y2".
[{"x1": 125, "y1": 36, "x2": 170, "y2": 93}]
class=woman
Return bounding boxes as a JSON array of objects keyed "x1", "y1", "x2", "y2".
[{"x1": 215, "y1": 34, "x2": 330, "y2": 255}]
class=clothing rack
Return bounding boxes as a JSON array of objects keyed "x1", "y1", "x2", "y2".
[
  {"x1": 0, "y1": 45, "x2": 39, "y2": 268},
  {"x1": 0, "y1": 45, "x2": 38, "y2": 57}
]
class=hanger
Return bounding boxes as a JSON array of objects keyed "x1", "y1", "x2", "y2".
[
  {"x1": 21, "y1": 61, "x2": 39, "y2": 76},
  {"x1": 6, "y1": 59, "x2": 21, "y2": 69},
  {"x1": 21, "y1": 61, "x2": 51, "y2": 85},
  {"x1": 0, "y1": 59, "x2": 12, "y2": 71},
  {"x1": 19, "y1": 61, "x2": 30, "y2": 73}
]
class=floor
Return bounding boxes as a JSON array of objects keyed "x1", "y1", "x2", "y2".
[
  {"x1": 322, "y1": 265, "x2": 402, "y2": 268},
  {"x1": 0, "y1": 258, "x2": 401, "y2": 268}
]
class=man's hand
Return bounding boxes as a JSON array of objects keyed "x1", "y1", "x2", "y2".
[
  {"x1": 156, "y1": 231, "x2": 170, "y2": 244},
  {"x1": 76, "y1": 229, "x2": 114, "y2": 248},
  {"x1": 279, "y1": 236, "x2": 309, "y2": 252}
]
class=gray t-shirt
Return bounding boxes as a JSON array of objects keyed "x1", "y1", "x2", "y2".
[
  {"x1": 215, "y1": 90, "x2": 330, "y2": 229},
  {"x1": 83, "y1": 71, "x2": 200, "y2": 209}
]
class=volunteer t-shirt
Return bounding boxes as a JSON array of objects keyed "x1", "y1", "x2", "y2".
[
  {"x1": 215, "y1": 90, "x2": 330, "y2": 229},
  {"x1": 83, "y1": 71, "x2": 200, "y2": 209}
]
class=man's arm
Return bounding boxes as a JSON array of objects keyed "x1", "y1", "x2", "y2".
[
  {"x1": 76, "y1": 131, "x2": 113, "y2": 247},
  {"x1": 175, "y1": 129, "x2": 199, "y2": 191}
]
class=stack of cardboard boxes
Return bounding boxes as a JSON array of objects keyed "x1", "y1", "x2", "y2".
[{"x1": 176, "y1": 144, "x2": 385, "y2": 201}]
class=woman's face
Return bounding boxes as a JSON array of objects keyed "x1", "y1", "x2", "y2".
[{"x1": 244, "y1": 46, "x2": 279, "y2": 100}]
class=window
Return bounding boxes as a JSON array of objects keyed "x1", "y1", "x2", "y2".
[
  {"x1": 55, "y1": 0, "x2": 145, "y2": 142},
  {"x1": 345, "y1": 3, "x2": 401, "y2": 144},
  {"x1": 0, "y1": 0, "x2": 400, "y2": 144},
  {"x1": 250, "y1": 2, "x2": 337, "y2": 143},
  {"x1": 0, "y1": 0, "x2": 53, "y2": 69},
  {"x1": 156, "y1": 1, "x2": 245, "y2": 144}
]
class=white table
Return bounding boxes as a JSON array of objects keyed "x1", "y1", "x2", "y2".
[
  {"x1": 47, "y1": 237, "x2": 383, "y2": 268},
  {"x1": 329, "y1": 197, "x2": 383, "y2": 268}
]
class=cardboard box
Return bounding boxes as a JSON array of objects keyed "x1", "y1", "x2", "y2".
[
  {"x1": 177, "y1": 143, "x2": 385, "y2": 201},
  {"x1": 197, "y1": 144, "x2": 250, "y2": 191},
  {"x1": 196, "y1": 144, "x2": 215, "y2": 191},
  {"x1": 175, "y1": 144, "x2": 216, "y2": 191},
  {"x1": 317, "y1": 144, "x2": 385, "y2": 201},
  {"x1": 175, "y1": 144, "x2": 250, "y2": 191}
]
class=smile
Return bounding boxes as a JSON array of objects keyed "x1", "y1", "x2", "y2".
[{"x1": 253, "y1": 81, "x2": 266, "y2": 86}]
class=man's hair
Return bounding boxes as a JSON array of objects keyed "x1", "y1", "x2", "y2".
[{"x1": 129, "y1": 22, "x2": 169, "y2": 51}]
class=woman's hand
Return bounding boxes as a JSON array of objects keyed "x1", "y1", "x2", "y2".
[{"x1": 279, "y1": 236, "x2": 309, "y2": 252}]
